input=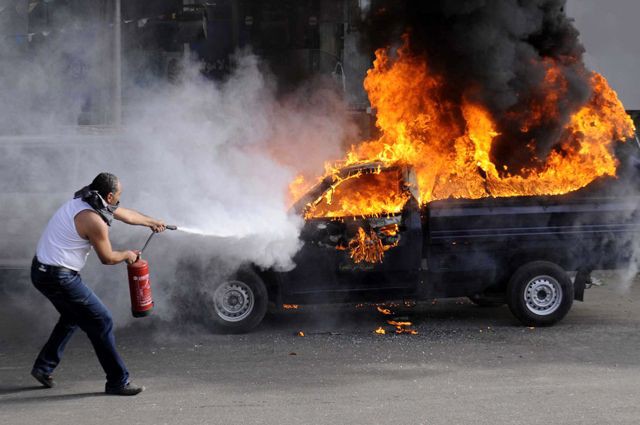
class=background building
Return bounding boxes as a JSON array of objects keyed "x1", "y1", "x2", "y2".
[{"x1": 0, "y1": 0, "x2": 373, "y2": 132}]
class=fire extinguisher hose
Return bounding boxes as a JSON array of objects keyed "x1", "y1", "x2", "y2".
[{"x1": 138, "y1": 225, "x2": 177, "y2": 260}]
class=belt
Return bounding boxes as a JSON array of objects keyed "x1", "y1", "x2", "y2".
[{"x1": 32, "y1": 257, "x2": 78, "y2": 275}]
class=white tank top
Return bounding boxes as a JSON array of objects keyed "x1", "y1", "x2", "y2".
[{"x1": 36, "y1": 198, "x2": 96, "y2": 271}]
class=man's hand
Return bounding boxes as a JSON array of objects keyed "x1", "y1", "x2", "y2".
[
  {"x1": 149, "y1": 220, "x2": 166, "y2": 233},
  {"x1": 125, "y1": 250, "x2": 140, "y2": 265}
]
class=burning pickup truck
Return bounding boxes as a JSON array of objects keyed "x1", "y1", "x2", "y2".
[
  {"x1": 209, "y1": 156, "x2": 640, "y2": 333},
  {"x1": 206, "y1": 33, "x2": 640, "y2": 333}
]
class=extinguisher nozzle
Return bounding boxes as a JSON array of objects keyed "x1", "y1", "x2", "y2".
[{"x1": 166, "y1": 225, "x2": 177, "y2": 230}]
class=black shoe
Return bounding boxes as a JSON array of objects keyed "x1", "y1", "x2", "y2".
[
  {"x1": 105, "y1": 382, "x2": 145, "y2": 396},
  {"x1": 31, "y1": 369, "x2": 55, "y2": 388}
]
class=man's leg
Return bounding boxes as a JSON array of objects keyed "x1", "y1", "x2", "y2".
[
  {"x1": 75, "y1": 291, "x2": 130, "y2": 390},
  {"x1": 75, "y1": 293, "x2": 144, "y2": 395},
  {"x1": 31, "y1": 262, "x2": 80, "y2": 386},
  {"x1": 38, "y1": 272, "x2": 131, "y2": 390},
  {"x1": 52, "y1": 274, "x2": 131, "y2": 390},
  {"x1": 32, "y1": 315, "x2": 77, "y2": 376}
]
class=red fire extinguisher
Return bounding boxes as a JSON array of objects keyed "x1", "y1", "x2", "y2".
[{"x1": 127, "y1": 225, "x2": 176, "y2": 318}]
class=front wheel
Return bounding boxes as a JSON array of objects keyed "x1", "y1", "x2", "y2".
[
  {"x1": 507, "y1": 261, "x2": 573, "y2": 327},
  {"x1": 208, "y1": 269, "x2": 268, "y2": 334}
]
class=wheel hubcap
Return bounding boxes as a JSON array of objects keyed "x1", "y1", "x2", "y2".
[
  {"x1": 524, "y1": 275, "x2": 562, "y2": 316},
  {"x1": 213, "y1": 280, "x2": 254, "y2": 322}
]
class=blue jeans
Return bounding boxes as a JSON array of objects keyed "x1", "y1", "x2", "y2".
[{"x1": 31, "y1": 257, "x2": 129, "y2": 390}]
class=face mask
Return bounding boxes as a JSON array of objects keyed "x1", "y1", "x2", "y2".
[
  {"x1": 74, "y1": 186, "x2": 119, "y2": 226},
  {"x1": 107, "y1": 200, "x2": 120, "y2": 214}
]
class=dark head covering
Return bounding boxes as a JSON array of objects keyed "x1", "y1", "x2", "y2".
[{"x1": 74, "y1": 186, "x2": 119, "y2": 226}]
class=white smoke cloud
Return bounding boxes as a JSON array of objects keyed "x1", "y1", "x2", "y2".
[
  {"x1": 0, "y1": 21, "x2": 355, "y2": 332},
  {"x1": 121, "y1": 55, "x2": 303, "y2": 270}
]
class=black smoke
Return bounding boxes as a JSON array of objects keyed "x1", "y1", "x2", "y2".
[{"x1": 361, "y1": 0, "x2": 592, "y2": 173}]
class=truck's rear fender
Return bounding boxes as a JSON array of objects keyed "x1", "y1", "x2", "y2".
[
  {"x1": 505, "y1": 248, "x2": 567, "y2": 279},
  {"x1": 504, "y1": 249, "x2": 590, "y2": 301}
]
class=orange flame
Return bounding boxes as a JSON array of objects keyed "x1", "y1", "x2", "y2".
[
  {"x1": 374, "y1": 327, "x2": 386, "y2": 334},
  {"x1": 387, "y1": 320, "x2": 412, "y2": 327},
  {"x1": 304, "y1": 168, "x2": 410, "y2": 219},
  {"x1": 283, "y1": 304, "x2": 299, "y2": 310},
  {"x1": 337, "y1": 225, "x2": 401, "y2": 264},
  {"x1": 396, "y1": 328, "x2": 418, "y2": 335},
  {"x1": 386, "y1": 320, "x2": 418, "y2": 335},
  {"x1": 377, "y1": 306, "x2": 393, "y2": 315},
  {"x1": 343, "y1": 227, "x2": 384, "y2": 263},
  {"x1": 291, "y1": 37, "x2": 635, "y2": 218}
]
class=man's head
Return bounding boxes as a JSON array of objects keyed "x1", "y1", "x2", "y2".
[{"x1": 89, "y1": 172, "x2": 121, "y2": 206}]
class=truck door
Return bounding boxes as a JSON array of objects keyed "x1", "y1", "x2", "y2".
[{"x1": 280, "y1": 166, "x2": 423, "y2": 298}]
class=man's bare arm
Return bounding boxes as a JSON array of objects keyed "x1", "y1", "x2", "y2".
[
  {"x1": 114, "y1": 207, "x2": 166, "y2": 232},
  {"x1": 75, "y1": 211, "x2": 138, "y2": 265}
]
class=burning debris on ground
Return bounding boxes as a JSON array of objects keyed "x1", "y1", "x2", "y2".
[
  {"x1": 376, "y1": 306, "x2": 393, "y2": 315},
  {"x1": 374, "y1": 305, "x2": 419, "y2": 335}
]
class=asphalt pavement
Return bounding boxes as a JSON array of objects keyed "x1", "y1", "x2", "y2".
[{"x1": 1, "y1": 271, "x2": 639, "y2": 425}]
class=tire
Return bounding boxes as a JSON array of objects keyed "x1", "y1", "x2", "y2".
[
  {"x1": 507, "y1": 261, "x2": 573, "y2": 327},
  {"x1": 468, "y1": 294, "x2": 505, "y2": 307},
  {"x1": 208, "y1": 269, "x2": 268, "y2": 334}
]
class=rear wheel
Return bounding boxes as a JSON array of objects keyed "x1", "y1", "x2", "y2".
[
  {"x1": 208, "y1": 270, "x2": 268, "y2": 334},
  {"x1": 507, "y1": 261, "x2": 573, "y2": 327}
]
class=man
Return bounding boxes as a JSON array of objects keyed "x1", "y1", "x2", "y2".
[{"x1": 30, "y1": 172, "x2": 166, "y2": 396}]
